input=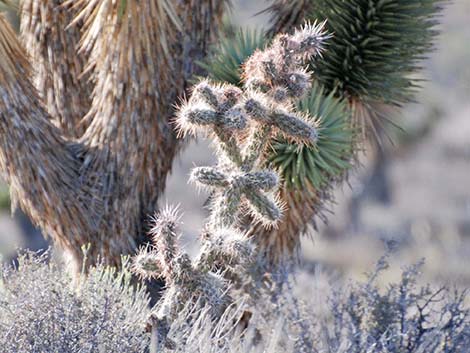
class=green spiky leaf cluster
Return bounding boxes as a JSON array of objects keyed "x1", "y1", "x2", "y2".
[
  {"x1": 268, "y1": 83, "x2": 353, "y2": 190},
  {"x1": 199, "y1": 29, "x2": 266, "y2": 86},
  {"x1": 306, "y1": 0, "x2": 443, "y2": 106}
]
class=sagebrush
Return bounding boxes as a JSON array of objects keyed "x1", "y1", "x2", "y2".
[{"x1": 0, "y1": 252, "x2": 151, "y2": 353}]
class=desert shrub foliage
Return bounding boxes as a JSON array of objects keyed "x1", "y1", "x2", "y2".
[
  {"x1": 158, "y1": 258, "x2": 470, "y2": 353},
  {"x1": 0, "y1": 252, "x2": 151, "y2": 353},
  {"x1": 0, "y1": 253, "x2": 468, "y2": 352}
]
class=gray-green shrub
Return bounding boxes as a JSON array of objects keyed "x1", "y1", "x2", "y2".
[
  {"x1": 0, "y1": 252, "x2": 151, "y2": 353},
  {"x1": 1, "y1": 253, "x2": 468, "y2": 352}
]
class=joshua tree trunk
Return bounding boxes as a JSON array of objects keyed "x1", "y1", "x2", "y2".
[{"x1": 0, "y1": 0, "x2": 226, "y2": 270}]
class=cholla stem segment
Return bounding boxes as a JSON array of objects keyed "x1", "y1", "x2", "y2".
[
  {"x1": 195, "y1": 227, "x2": 255, "y2": 274},
  {"x1": 191, "y1": 167, "x2": 281, "y2": 228},
  {"x1": 242, "y1": 125, "x2": 273, "y2": 172},
  {"x1": 177, "y1": 81, "x2": 245, "y2": 136}
]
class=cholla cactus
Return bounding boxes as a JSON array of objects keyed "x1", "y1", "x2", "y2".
[
  {"x1": 175, "y1": 23, "x2": 329, "y2": 270},
  {"x1": 202, "y1": 27, "x2": 354, "y2": 263},
  {"x1": 133, "y1": 22, "x2": 330, "y2": 346}
]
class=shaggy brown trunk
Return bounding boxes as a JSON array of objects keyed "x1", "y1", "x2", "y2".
[
  {"x1": 0, "y1": 0, "x2": 226, "y2": 270},
  {"x1": 20, "y1": 0, "x2": 92, "y2": 138},
  {"x1": 0, "y1": 14, "x2": 98, "y2": 262}
]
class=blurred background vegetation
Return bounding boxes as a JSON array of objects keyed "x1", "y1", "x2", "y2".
[{"x1": 1, "y1": 0, "x2": 469, "y2": 288}]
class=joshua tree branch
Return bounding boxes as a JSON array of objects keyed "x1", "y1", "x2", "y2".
[
  {"x1": 0, "y1": 1, "x2": 228, "y2": 269},
  {"x1": 0, "y1": 15, "x2": 98, "y2": 265},
  {"x1": 20, "y1": 0, "x2": 92, "y2": 138}
]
